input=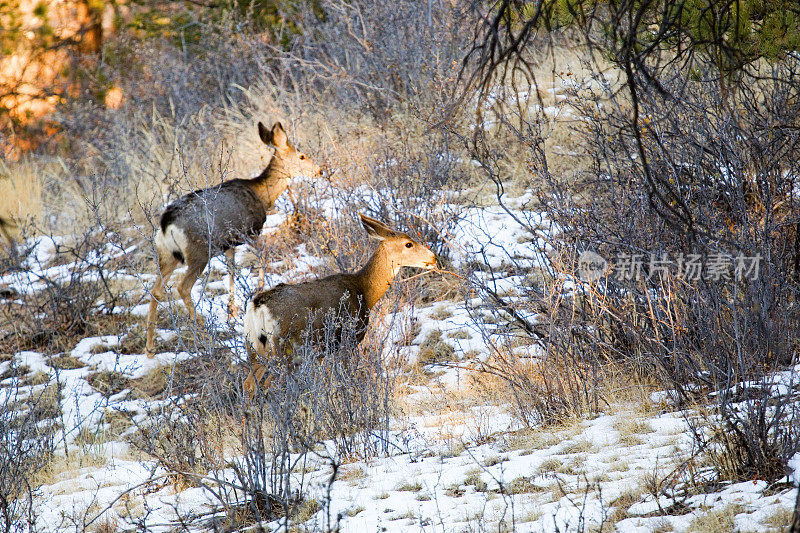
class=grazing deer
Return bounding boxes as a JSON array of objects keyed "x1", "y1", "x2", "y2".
[
  {"x1": 145, "y1": 121, "x2": 323, "y2": 356},
  {"x1": 242, "y1": 214, "x2": 437, "y2": 396}
]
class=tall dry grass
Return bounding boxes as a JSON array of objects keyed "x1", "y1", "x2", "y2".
[{"x1": 0, "y1": 158, "x2": 42, "y2": 240}]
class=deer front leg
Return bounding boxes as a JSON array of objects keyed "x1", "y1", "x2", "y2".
[
  {"x1": 145, "y1": 254, "x2": 178, "y2": 357},
  {"x1": 243, "y1": 341, "x2": 270, "y2": 399},
  {"x1": 225, "y1": 248, "x2": 239, "y2": 321}
]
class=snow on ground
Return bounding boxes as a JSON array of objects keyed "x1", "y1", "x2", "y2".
[{"x1": 2, "y1": 191, "x2": 799, "y2": 532}]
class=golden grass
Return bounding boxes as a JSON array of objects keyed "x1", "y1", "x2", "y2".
[
  {"x1": 417, "y1": 329, "x2": 456, "y2": 366},
  {"x1": 686, "y1": 504, "x2": 746, "y2": 533},
  {"x1": 614, "y1": 416, "x2": 656, "y2": 446},
  {"x1": 763, "y1": 506, "x2": 794, "y2": 531},
  {"x1": 0, "y1": 158, "x2": 42, "y2": 240},
  {"x1": 507, "y1": 476, "x2": 547, "y2": 495},
  {"x1": 33, "y1": 448, "x2": 107, "y2": 488}
]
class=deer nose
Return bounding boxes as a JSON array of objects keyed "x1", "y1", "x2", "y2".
[{"x1": 322, "y1": 167, "x2": 337, "y2": 181}]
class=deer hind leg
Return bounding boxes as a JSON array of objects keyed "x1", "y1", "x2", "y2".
[
  {"x1": 145, "y1": 252, "x2": 179, "y2": 356},
  {"x1": 176, "y1": 255, "x2": 208, "y2": 326},
  {"x1": 225, "y1": 248, "x2": 239, "y2": 321},
  {"x1": 253, "y1": 237, "x2": 266, "y2": 290}
]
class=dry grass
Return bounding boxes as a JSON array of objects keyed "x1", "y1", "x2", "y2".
[
  {"x1": 0, "y1": 158, "x2": 43, "y2": 240},
  {"x1": 606, "y1": 458, "x2": 632, "y2": 473},
  {"x1": 608, "y1": 488, "x2": 644, "y2": 524},
  {"x1": 559, "y1": 438, "x2": 594, "y2": 454},
  {"x1": 763, "y1": 506, "x2": 794, "y2": 531},
  {"x1": 0, "y1": 362, "x2": 30, "y2": 382},
  {"x1": 0, "y1": 296, "x2": 136, "y2": 355},
  {"x1": 339, "y1": 465, "x2": 367, "y2": 484},
  {"x1": 507, "y1": 476, "x2": 547, "y2": 495},
  {"x1": 395, "y1": 480, "x2": 423, "y2": 492},
  {"x1": 417, "y1": 329, "x2": 455, "y2": 366},
  {"x1": 32, "y1": 447, "x2": 107, "y2": 488},
  {"x1": 13, "y1": 383, "x2": 62, "y2": 423},
  {"x1": 537, "y1": 458, "x2": 565, "y2": 475},
  {"x1": 127, "y1": 363, "x2": 190, "y2": 399},
  {"x1": 614, "y1": 416, "x2": 656, "y2": 448},
  {"x1": 346, "y1": 505, "x2": 366, "y2": 517},
  {"x1": 483, "y1": 456, "x2": 504, "y2": 467},
  {"x1": 89, "y1": 517, "x2": 118, "y2": 533},
  {"x1": 47, "y1": 354, "x2": 87, "y2": 370},
  {"x1": 23, "y1": 370, "x2": 49, "y2": 386},
  {"x1": 686, "y1": 504, "x2": 745, "y2": 533},
  {"x1": 129, "y1": 364, "x2": 181, "y2": 399},
  {"x1": 600, "y1": 363, "x2": 662, "y2": 416},
  {"x1": 86, "y1": 370, "x2": 130, "y2": 397},
  {"x1": 463, "y1": 472, "x2": 488, "y2": 492},
  {"x1": 429, "y1": 306, "x2": 454, "y2": 320}
]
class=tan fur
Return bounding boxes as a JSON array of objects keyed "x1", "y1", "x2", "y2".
[
  {"x1": 145, "y1": 121, "x2": 323, "y2": 356},
  {"x1": 242, "y1": 214, "x2": 436, "y2": 397}
]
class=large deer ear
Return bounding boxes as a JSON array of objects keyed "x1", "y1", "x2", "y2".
[
  {"x1": 258, "y1": 122, "x2": 272, "y2": 145},
  {"x1": 270, "y1": 122, "x2": 290, "y2": 149},
  {"x1": 360, "y1": 213, "x2": 398, "y2": 240}
]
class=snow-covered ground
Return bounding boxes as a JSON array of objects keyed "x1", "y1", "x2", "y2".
[{"x1": 2, "y1": 184, "x2": 798, "y2": 532}]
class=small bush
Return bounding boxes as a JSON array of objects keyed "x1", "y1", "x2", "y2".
[
  {"x1": 0, "y1": 380, "x2": 57, "y2": 528},
  {"x1": 395, "y1": 480, "x2": 422, "y2": 492},
  {"x1": 507, "y1": 476, "x2": 545, "y2": 495},
  {"x1": 47, "y1": 355, "x2": 86, "y2": 370},
  {"x1": 418, "y1": 330, "x2": 455, "y2": 365},
  {"x1": 86, "y1": 370, "x2": 130, "y2": 397},
  {"x1": 686, "y1": 504, "x2": 744, "y2": 533},
  {"x1": 0, "y1": 229, "x2": 127, "y2": 355},
  {"x1": 463, "y1": 473, "x2": 488, "y2": 493}
]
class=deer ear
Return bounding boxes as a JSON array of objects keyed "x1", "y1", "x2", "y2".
[
  {"x1": 258, "y1": 122, "x2": 272, "y2": 145},
  {"x1": 270, "y1": 122, "x2": 290, "y2": 149},
  {"x1": 360, "y1": 213, "x2": 397, "y2": 240}
]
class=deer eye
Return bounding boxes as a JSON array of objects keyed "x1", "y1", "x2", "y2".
[
  {"x1": 299, "y1": 154, "x2": 306, "y2": 160},
  {"x1": 405, "y1": 242, "x2": 413, "y2": 248}
]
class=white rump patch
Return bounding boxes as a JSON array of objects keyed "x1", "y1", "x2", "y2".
[
  {"x1": 244, "y1": 299, "x2": 279, "y2": 355},
  {"x1": 155, "y1": 224, "x2": 188, "y2": 262}
]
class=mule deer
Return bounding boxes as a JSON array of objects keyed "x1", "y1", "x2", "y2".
[
  {"x1": 242, "y1": 213, "x2": 437, "y2": 396},
  {"x1": 145, "y1": 121, "x2": 323, "y2": 355}
]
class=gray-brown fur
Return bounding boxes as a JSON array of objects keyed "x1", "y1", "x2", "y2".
[
  {"x1": 159, "y1": 178, "x2": 269, "y2": 263},
  {"x1": 243, "y1": 213, "x2": 437, "y2": 396},
  {"x1": 253, "y1": 274, "x2": 371, "y2": 351},
  {"x1": 145, "y1": 121, "x2": 322, "y2": 355}
]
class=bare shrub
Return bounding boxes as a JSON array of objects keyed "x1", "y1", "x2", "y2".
[
  {"x1": 288, "y1": 0, "x2": 475, "y2": 120},
  {"x1": 129, "y1": 300, "x2": 394, "y2": 529},
  {"x1": 462, "y1": 34, "x2": 800, "y2": 480},
  {"x1": 0, "y1": 377, "x2": 58, "y2": 530},
  {"x1": 0, "y1": 225, "x2": 130, "y2": 355},
  {"x1": 223, "y1": 308, "x2": 393, "y2": 527}
]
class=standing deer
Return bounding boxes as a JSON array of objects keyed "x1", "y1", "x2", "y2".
[
  {"x1": 145, "y1": 121, "x2": 323, "y2": 356},
  {"x1": 243, "y1": 213, "x2": 437, "y2": 396}
]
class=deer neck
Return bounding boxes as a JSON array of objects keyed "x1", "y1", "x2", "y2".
[
  {"x1": 249, "y1": 156, "x2": 292, "y2": 208},
  {"x1": 356, "y1": 243, "x2": 402, "y2": 310}
]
